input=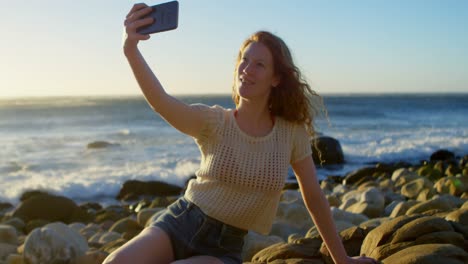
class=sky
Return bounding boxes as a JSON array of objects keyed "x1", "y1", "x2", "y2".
[{"x1": 1, "y1": 0, "x2": 467, "y2": 98}]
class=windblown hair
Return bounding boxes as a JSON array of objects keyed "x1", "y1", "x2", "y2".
[{"x1": 232, "y1": 31, "x2": 325, "y2": 139}]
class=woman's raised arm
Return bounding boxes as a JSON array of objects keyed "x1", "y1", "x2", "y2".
[{"x1": 123, "y1": 3, "x2": 206, "y2": 138}]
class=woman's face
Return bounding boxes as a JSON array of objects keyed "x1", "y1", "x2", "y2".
[{"x1": 235, "y1": 42, "x2": 279, "y2": 102}]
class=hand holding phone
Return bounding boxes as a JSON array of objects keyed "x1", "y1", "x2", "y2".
[{"x1": 137, "y1": 1, "x2": 179, "y2": 35}]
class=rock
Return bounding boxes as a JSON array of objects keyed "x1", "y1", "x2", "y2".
[
  {"x1": 109, "y1": 217, "x2": 142, "y2": 234},
  {"x1": 389, "y1": 216, "x2": 454, "y2": 244},
  {"x1": 331, "y1": 207, "x2": 368, "y2": 226},
  {"x1": 23, "y1": 222, "x2": 88, "y2": 264},
  {"x1": 116, "y1": 180, "x2": 182, "y2": 200},
  {"x1": 306, "y1": 221, "x2": 354, "y2": 239},
  {"x1": 391, "y1": 169, "x2": 420, "y2": 188},
  {"x1": 382, "y1": 243, "x2": 468, "y2": 264},
  {"x1": 0, "y1": 225, "x2": 18, "y2": 245},
  {"x1": 400, "y1": 177, "x2": 433, "y2": 200},
  {"x1": 360, "y1": 215, "x2": 422, "y2": 257},
  {"x1": 405, "y1": 197, "x2": 455, "y2": 215},
  {"x1": 137, "y1": 208, "x2": 163, "y2": 227},
  {"x1": 69, "y1": 222, "x2": 86, "y2": 234},
  {"x1": 311, "y1": 136, "x2": 344, "y2": 165},
  {"x1": 251, "y1": 239, "x2": 322, "y2": 263},
  {"x1": 73, "y1": 249, "x2": 108, "y2": 264},
  {"x1": 414, "y1": 231, "x2": 465, "y2": 248},
  {"x1": 280, "y1": 190, "x2": 303, "y2": 204},
  {"x1": 12, "y1": 193, "x2": 90, "y2": 224},
  {"x1": 417, "y1": 164, "x2": 444, "y2": 181},
  {"x1": 343, "y1": 167, "x2": 376, "y2": 187},
  {"x1": 347, "y1": 187, "x2": 385, "y2": 218},
  {"x1": 5, "y1": 254, "x2": 23, "y2": 264},
  {"x1": 276, "y1": 202, "x2": 312, "y2": 231},
  {"x1": 358, "y1": 217, "x2": 391, "y2": 230},
  {"x1": 325, "y1": 195, "x2": 341, "y2": 207},
  {"x1": 0, "y1": 242, "x2": 18, "y2": 260},
  {"x1": 86, "y1": 141, "x2": 119, "y2": 149},
  {"x1": 80, "y1": 223, "x2": 102, "y2": 240},
  {"x1": 389, "y1": 200, "x2": 419, "y2": 218},
  {"x1": 266, "y1": 259, "x2": 325, "y2": 264},
  {"x1": 242, "y1": 232, "x2": 284, "y2": 262},
  {"x1": 445, "y1": 208, "x2": 468, "y2": 226},
  {"x1": 89, "y1": 231, "x2": 121, "y2": 246},
  {"x1": 100, "y1": 238, "x2": 128, "y2": 254},
  {"x1": 270, "y1": 221, "x2": 306, "y2": 242},
  {"x1": 319, "y1": 226, "x2": 367, "y2": 264},
  {"x1": 434, "y1": 176, "x2": 468, "y2": 196},
  {"x1": 430, "y1": 149, "x2": 455, "y2": 162}
]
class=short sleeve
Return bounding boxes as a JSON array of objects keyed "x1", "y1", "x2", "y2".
[
  {"x1": 290, "y1": 124, "x2": 312, "y2": 164},
  {"x1": 190, "y1": 104, "x2": 225, "y2": 143}
]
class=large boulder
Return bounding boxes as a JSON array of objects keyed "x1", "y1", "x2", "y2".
[
  {"x1": 382, "y1": 243, "x2": 468, "y2": 264},
  {"x1": 23, "y1": 222, "x2": 88, "y2": 264},
  {"x1": 12, "y1": 193, "x2": 90, "y2": 224},
  {"x1": 242, "y1": 232, "x2": 284, "y2": 262},
  {"x1": 251, "y1": 238, "x2": 323, "y2": 263},
  {"x1": 116, "y1": 180, "x2": 183, "y2": 200},
  {"x1": 430, "y1": 149, "x2": 455, "y2": 162},
  {"x1": 311, "y1": 136, "x2": 344, "y2": 165}
]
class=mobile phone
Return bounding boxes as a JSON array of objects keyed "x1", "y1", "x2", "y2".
[{"x1": 137, "y1": 1, "x2": 179, "y2": 34}]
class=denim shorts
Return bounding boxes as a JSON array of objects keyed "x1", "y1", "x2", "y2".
[{"x1": 152, "y1": 196, "x2": 248, "y2": 264}]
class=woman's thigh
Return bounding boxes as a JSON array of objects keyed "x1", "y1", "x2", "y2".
[
  {"x1": 102, "y1": 226, "x2": 174, "y2": 264},
  {"x1": 171, "y1": 255, "x2": 224, "y2": 264}
]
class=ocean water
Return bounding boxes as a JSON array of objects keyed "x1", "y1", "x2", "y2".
[{"x1": 1, "y1": 94, "x2": 467, "y2": 204}]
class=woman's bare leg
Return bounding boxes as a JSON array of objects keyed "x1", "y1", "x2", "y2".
[
  {"x1": 171, "y1": 255, "x2": 224, "y2": 264},
  {"x1": 103, "y1": 226, "x2": 174, "y2": 264}
]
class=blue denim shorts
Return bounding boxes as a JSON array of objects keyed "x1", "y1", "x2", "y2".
[{"x1": 152, "y1": 196, "x2": 248, "y2": 264}]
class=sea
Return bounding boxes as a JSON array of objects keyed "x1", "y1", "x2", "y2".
[{"x1": 1, "y1": 94, "x2": 467, "y2": 205}]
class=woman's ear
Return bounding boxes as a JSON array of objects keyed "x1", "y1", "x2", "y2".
[{"x1": 272, "y1": 75, "x2": 280, "y2": 88}]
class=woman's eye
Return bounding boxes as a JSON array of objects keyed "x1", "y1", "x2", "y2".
[{"x1": 257, "y1": 63, "x2": 265, "y2": 67}]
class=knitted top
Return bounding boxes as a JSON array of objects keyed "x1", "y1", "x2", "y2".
[{"x1": 184, "y1": 104, "x2": 312, "y2": 234}]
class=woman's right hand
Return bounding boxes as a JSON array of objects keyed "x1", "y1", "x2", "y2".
[{"x1": 123, "y1": 3, "x2": 154, "y2": 53}]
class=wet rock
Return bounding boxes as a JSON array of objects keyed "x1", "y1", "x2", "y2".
[
  {"x1": 86, "y1": 141, "x2": 119, "y2": 149},
  {"x1": 311, "y1": 136, "x2": 344, "y2": 165},
  {"x1": 430, "y1": 149, "x2": 455, "y2": 162},
  {"x1": 12, "y1": 193, "x2": 90, "y2": 224},
  {"x1": 116, "y1": 180, "x2": 182, "y2": 201}
]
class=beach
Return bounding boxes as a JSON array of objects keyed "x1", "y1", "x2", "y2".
[
  {"x1": 0, "y1": 94, "x2": 467, "y2": 263},
  {"x1": 0, "y1": 150, "x2": 467, "y2": 263}
]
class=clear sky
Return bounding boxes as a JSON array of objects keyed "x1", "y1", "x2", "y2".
[{"x1": 1, "y1": 0, "x2": 467, "y2": 98}]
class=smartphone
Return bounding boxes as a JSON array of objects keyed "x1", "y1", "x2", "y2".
[{"x1": 137, "y1": 1, "x2": 179, "y2": 34}]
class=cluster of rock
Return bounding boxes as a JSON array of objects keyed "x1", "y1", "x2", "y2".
[{"x1": 0, "y1": 150, "x2": 467, "y2": 263}]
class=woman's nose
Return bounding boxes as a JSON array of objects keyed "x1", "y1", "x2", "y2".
[{"x1": 242, "y1": 63, "x2": 253, "y2": 75}]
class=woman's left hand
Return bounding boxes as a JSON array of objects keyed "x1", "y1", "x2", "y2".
[{"x1": 347, "y1": 255, "x2": 379, "y2": 264}]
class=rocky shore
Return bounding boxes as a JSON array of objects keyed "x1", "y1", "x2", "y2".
[{"x1": 1, "y1": 149, "x2": 467, "y2": 264}]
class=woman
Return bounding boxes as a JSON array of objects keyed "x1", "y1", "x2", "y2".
[{"x1": 104, "y1": 3, "x2": 378, "y2": 264}]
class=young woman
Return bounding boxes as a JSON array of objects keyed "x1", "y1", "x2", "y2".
[{"x1": 103, "y1": 3, "x2": 378, "y2": 264}]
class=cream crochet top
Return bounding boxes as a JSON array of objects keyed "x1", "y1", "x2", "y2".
[{"x1": 185, "y1": 104, "x2": 312, "y2": 234}]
